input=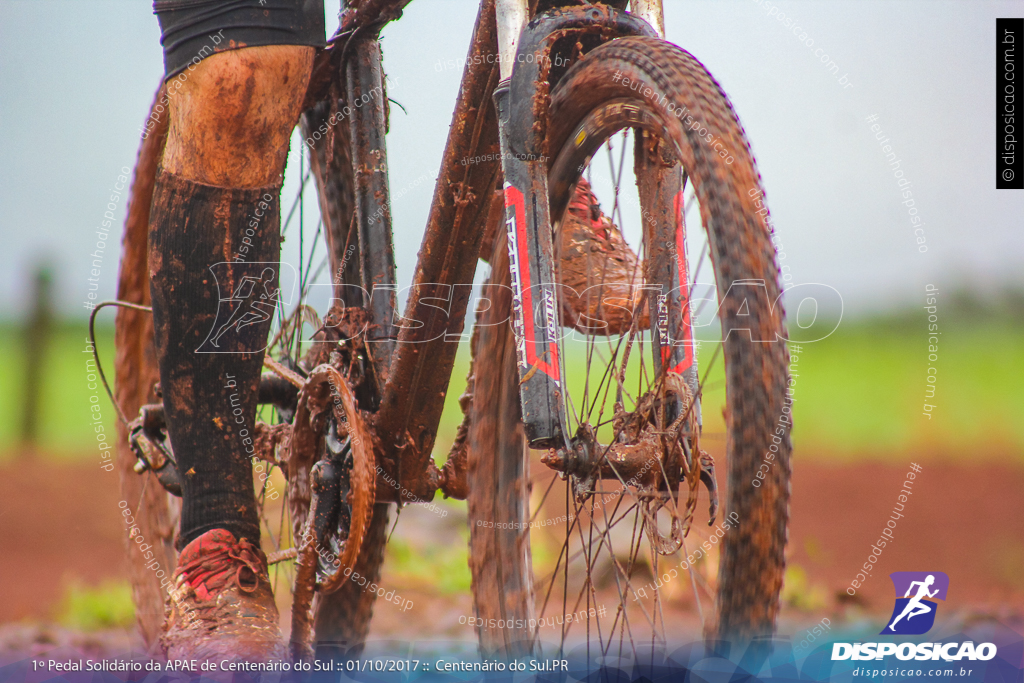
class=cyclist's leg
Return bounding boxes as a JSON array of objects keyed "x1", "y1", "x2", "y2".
[
  {"x1": 151, "y1": 43, "x2": 313, "y2": 551},
  {"x1": 161, "y1": 45, "x2": 315, "y2": 187},
  {"x1": 147, "y1": 0, "x2": 322, "y2": 660}
]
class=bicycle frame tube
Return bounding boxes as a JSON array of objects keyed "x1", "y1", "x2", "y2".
[
  {"x1": 372, "y1": 0, "x2": 506, "y2": 502},
  {"x1": 348, "y1": 34, "x2": 398, "y2": 390}
]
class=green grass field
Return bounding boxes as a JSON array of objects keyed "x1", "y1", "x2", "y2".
[
  {"x1": 2, "y1": 310, "x2": 1021, "y2": 463},
  {"x1": 431, "y1": 312, "x2": 1024, "y2": 462},
  {"x1": 788, "y1": 317, "x2": 1024, "y2": 456},
  {"x1": 0, "y1": 322, "x2": 116, "y2": 460}
]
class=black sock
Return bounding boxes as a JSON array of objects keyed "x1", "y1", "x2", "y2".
[{"x1": 148, "y1": 170, "x2": 281, "y2": 549}]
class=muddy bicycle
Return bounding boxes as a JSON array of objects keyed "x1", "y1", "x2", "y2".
[{"x1": 107, "y1": 0, "x2": 792, "y2": 662}]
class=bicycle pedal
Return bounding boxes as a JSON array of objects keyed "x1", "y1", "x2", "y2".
[{"x1": 128, "y1": 407, "x2": 182, "y2": 496}]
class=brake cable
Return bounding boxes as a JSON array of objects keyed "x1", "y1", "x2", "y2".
[{"x1": 88, "y1": 300, "x2": 152, "y2": 428}]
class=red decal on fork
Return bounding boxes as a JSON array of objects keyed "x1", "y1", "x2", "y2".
[
  {"x1": 667, "y1": 189, "x2": 695, "y2": 375},
  {"x1": 504, "y1": 184, "x2": 560, "y2": 382}
]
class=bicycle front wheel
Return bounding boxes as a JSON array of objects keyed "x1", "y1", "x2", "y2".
[{"x1": 467, "y1": 35, "x2": 791, "y2": 656}]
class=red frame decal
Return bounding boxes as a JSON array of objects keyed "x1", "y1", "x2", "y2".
[
  {"x1": 668, "y1": 189, "x2": 695, "y2": 375},
  {"x1": 505, "y1": 185, "x2": 560, "y2": 382}
]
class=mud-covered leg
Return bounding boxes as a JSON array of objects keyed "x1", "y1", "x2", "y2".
[{"x1": 149, "y1": 45, "x2": 313, "y2": 661}]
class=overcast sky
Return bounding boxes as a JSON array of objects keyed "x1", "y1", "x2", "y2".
[{"x1": 1, "y1": 0, "x2": 1021, "y2": 318}]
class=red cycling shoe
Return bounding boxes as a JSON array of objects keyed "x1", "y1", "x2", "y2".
[{"x1": 161, "y1": 528, "x2": 286, "y2": 662}]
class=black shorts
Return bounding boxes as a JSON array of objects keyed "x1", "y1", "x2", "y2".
[{"x1": 155, "y1": 0, "x2": 326, "y2": 79}]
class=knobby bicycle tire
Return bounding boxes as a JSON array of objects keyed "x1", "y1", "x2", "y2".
[
  {"x1": 114, "y1": 83, "x2": 179, "y2": 647},
  {"x1": 467, "y1": 35, "x2": 791, "y2": 653}
]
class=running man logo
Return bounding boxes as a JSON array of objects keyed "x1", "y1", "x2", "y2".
[
  {"x1": 197, "y1": 262, "x2": 296, "y2": 353},
  {"x1": 880, "y1": 571, "x2": 949, "y2": 635}
]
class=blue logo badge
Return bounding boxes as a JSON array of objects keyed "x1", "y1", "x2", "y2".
[{"x1": 880, "y1": 571, "x2": 949, "y2": 635}]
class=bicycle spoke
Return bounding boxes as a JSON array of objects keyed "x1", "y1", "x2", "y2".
[
  {"x1": 300, "y1": 218, "x2": 323, "y2": 297},
  {"x1": 528, "y1": 123, "x2": 734, "y2": 654}
]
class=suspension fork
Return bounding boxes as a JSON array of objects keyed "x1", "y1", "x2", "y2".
[
  {"x1": 492, "y1": 83, "x2": 564, "y2": 449},
  {"x1": 493, "y1": 0, "x2": 559, "y2": 447},
  {"x1": 492, "y1": 0, "x2": 658, "y2": 449},
  {"x1": 635, "y1": 137, "x2": 702, "y2": 427}
]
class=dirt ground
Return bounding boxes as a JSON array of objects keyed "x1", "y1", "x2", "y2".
[{"x1": 1, "y1": 454, "x2": 1022, "y2": 645}]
